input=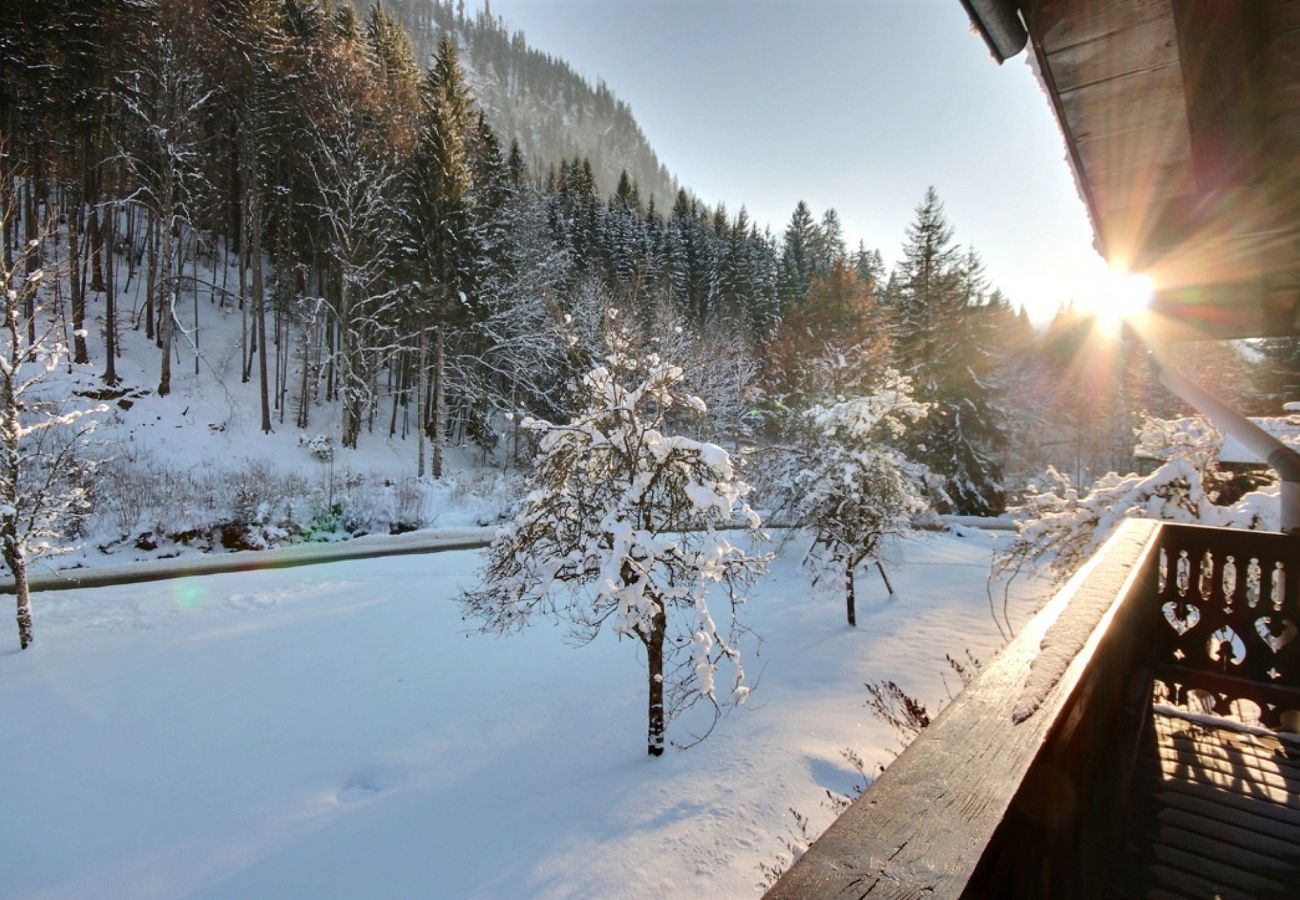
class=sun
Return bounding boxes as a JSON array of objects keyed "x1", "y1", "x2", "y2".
[{"x1": 1076, "y1": 266, "x2": 1155, "y2": 331}]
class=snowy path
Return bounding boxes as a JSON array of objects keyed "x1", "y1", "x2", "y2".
[{"x1": 0, "y1": 530, "x2": 1047, "y2": 899}]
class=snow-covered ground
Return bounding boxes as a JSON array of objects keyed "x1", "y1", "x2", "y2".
[
  {"x1": 31, "y1": 229, "x2": 517, "y2": 574},
  {"x1": 1, "y1": 528, "x2": 1047, "y2": 899}
]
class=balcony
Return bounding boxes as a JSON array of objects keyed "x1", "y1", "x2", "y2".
[{"x1": 768, "y1": 518, "x2": 1299, "y2": 897}]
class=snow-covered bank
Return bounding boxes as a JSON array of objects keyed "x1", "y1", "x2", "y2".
[
  {"x1": 1, "y1": 530, "x2": 1047, "y2": 898},
  {"x1": 2, "y1": 526, "x2": 495, "y2": 593}
]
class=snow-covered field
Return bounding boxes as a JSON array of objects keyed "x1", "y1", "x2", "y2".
[{"x1": 1, "y1": 528, "x2": 1047, "y2": 899}]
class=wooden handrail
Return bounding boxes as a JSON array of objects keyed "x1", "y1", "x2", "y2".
[{"x1": 766, "y1": 518, "x2": 1164, "y2": 898}]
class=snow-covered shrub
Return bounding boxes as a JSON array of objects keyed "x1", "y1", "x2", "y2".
[
  {"x1": 996, "y1": 414, "x2": 1284, "y2": 585},
  {"x1": 773, "y1": 369, "x2": 935, "y2": 624},
  {"x1": 297, "y1": 433, "x2": 334, "y2": 462},
  {"x1": 391, "y1": 476, "x2": 432, "y2": 532},
  {"x1": 462, "y1": 325, "x2": 768, "y2": 756}
]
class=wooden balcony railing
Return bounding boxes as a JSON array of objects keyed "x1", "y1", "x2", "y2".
[
  {"x1": 1150, "y1": 524, "x2": 1299, "y2": 729},
  {"x1": 767, "y1": 518, "x2": 1299, "y2": 899}
]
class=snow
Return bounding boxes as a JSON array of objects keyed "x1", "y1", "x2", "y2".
[
  {"x1": 13, "y1": 226, "x2": 516, "y2": 575},
  {"x1": 0, "y1": 529, "x2": 1046, "y2": 898}
]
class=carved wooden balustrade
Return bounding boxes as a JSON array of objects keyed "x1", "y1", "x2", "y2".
[{"x1": 1152, "y1": 524, "x2": 1300, "y2": 728}]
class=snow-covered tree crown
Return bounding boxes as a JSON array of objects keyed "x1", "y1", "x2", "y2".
[
  {"x1": 805, "y1": 368, "x2": 930, "y2": 443},
  {"x1": 463, "y1": 324, "x2": 768, "y2": 751}
]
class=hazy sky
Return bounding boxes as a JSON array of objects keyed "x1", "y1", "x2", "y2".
[{"x1": 481, "y1": 0, "x2": 1105, "y2": 322}]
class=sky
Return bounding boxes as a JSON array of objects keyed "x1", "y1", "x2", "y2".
[{"x1": 479, "y1": 0, "x2": 1107, "y2": 322}]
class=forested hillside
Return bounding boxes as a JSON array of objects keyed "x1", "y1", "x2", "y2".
[
  {"x1": 1, "y1": 0, "x2": 1279, "y2": 571},
  {"x1": 376, "y1": 0, "x2": 680, "y2": 205}
]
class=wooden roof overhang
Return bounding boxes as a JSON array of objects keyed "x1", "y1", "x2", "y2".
[{"x1": 965, "y1": 0, "x2": 1300, "y2": 340}]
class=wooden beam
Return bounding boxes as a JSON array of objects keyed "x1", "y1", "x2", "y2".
[{"x1": 1171, "y1": 0, "x2": 1260, "y2": 192}]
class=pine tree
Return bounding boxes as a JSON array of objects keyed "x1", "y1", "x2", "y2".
[
  {"x1": 891, "y1": 188, "x2": 1005, "y2": 514},
  {"x1": 809, "y1": 207, "x2": 846, "y2": 278},
  {"x1": 854, "y1": 241, "x2": 883, "y2": 290},
  {"x1": 779, "y1": 200, "x2": 816, "y2": 311},
  {"x1": 403, "y1": 34, "x2": 479, "y2": 478}
]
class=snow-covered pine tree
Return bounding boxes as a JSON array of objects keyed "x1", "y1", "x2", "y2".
[
  {"x1": 461, "y1": 322, "x2": 768, "y2": 756},
  {"x1": 809, "y1": 207, "x2": 846, "y2": 279},
  {"x1": 782, "y1": 369, "x2": 932, "y2": 625},
  {"x1": 891, "y1": 188, "x2": 1006, "y2": 515},
  {"x1": 778, "y1": 200, "x2": 816, "y2": 311}
]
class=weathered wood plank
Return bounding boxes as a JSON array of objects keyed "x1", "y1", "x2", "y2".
[
  {"x1": 1144, "y1": 841, "x2": 1291, "y2": 894},
  {"x1": 1047, "y1": 14, "x2": 1179, "y2": 92},
  {"x1": 1058, "y1": 64, "x2": 1190, "y2": 142},
  {"x1": 1143, "y1": 861, "x2": 1258, "y2": 900},
  {"x1": 1149, "y1": 744, "x2": 1300, "y2": 799},
  {"x1": 1146, "y1": 820, "x2": 1299, "y2": 876},
  {"x1": 1151, "y1": 803, "x2": 1300, "y2": 861},
  {"x1": 1026, "y1": 0, "x2": 1170, "y2": 51},
  {"x1": 1152, "y1": 784, "x2": 1300, "y2": 839},
  {"x1": 1150, "y1": 775, "x2": 1300, "y2": 830},
  {"x1": 766, "y1": 519, "x2": 1162, "y2": 899},
  {"x1": 1079, "y1": 155, "x2": 1195, "y2": 215},
  {"x1": 1172, "y1": 0, "x2": 1258, "y2": 192},
  {"x1": 1269, "y1": 0, "x2": 1300, "y2": 33}
]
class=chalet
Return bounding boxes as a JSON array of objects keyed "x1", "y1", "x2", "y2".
[{"x1": 770, "y1": 2, "x2": 1300, "y2": 896}]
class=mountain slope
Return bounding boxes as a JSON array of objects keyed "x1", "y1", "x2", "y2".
[{"x1": 377, "y1": 0, "x2": 682, "y2": 205}]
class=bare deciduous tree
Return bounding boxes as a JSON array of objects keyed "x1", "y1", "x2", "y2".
[{"x1": 0, "y1": 195, "x2": 105, "y2": 649}]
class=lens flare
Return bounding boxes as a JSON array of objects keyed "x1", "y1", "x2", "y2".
[
  {"x1": 174, "y1": 579, "x2": 204, "y2": 611},
  {"x1": 1075, "y1": 266, "x2": 1155, "y2": 334}
]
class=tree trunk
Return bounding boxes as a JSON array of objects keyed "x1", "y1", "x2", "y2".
[
  {"x1": 67, "y1": 195, "x2": 89, "y2": 363},
  {"x1": 193, "y1": 234, "x2": 200, "y2": 376},
  {"x1": 144, "y1": 213, "x2": 156, "y2": 342},
  {"x1": 432, "y1": 320, "x2": 445, "y2": 479},
  {"x1": 157, "y1": 172, "x2": 174, "y2": 397},
  {"x1": 6, "y1": 542, "x2": 32, "y2": 650},
  {"x1": 340, "y1": 271, "x2": 359, "y2": 448},
  {"x1": 296, "y1": 318, "x2": 311, "y2": 430},
  {"x1": 845, "y1": 557, "x2": 857, "y2": 627},
  {"x1": 23, "y1": 181, "x2": 38, "y2": 346},
  {"x1": 2, "y1": 172, "x2": 13, "y2": 274},
  {"x1": 239, "y1": 209, "x2": 249, "y2": 380},
  {"x1": 646, "y1": 605, "x2": 667, "y2": 756},
  {"x1": 252, "y1": 190, "x2": 271, "y2": 433},
  {"x1": 103, "y1": 200, "x2": 118, "y2": 384},
  {"x1": 87, "y1": 168, "x2": 106, "y2": 294},
  {"x1": 416, "y1": 328, "x2": 427, "y2": 478},
  {"x1": 875, "y1": 561, "x2": 895, "y2": 598}
]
